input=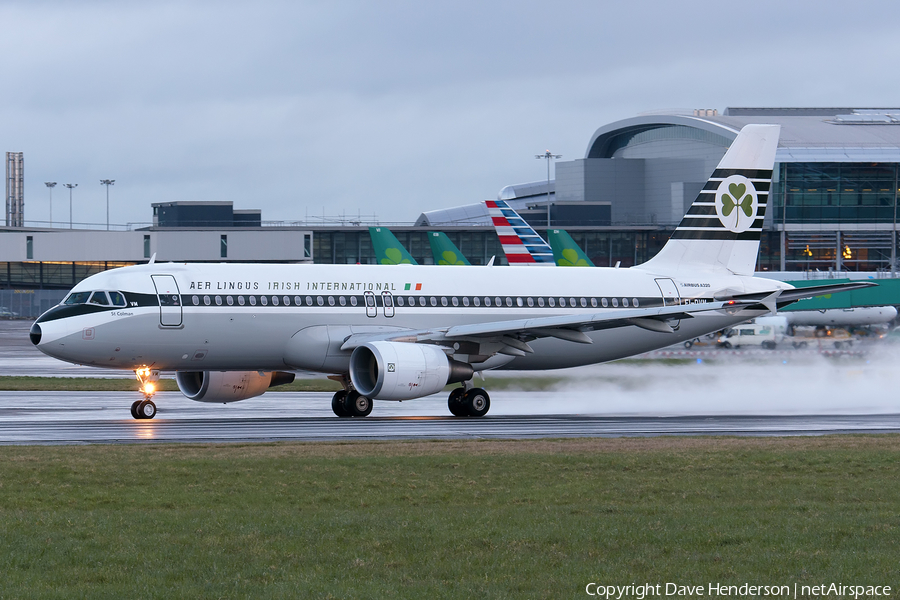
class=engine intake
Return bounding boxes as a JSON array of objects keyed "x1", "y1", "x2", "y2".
[
  {"x1": 349, "y1": 341, "x2": 473, "y2": 400},
  {"x1": 175, "y1": 370, "x2": 295, "y2": 403}
]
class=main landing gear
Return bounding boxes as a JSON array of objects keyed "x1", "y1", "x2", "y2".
[
  {"x1": 132, "y1": 367, "x2": 159, "y2": 420},
  {"x1": 448, "y1": 386, "x2": 490, "y2": 417},
  {"x1": 331, "y1": 390, "x2": 373, "y2": 418}
]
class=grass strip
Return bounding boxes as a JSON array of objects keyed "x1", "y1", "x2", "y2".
[{"x1": 0, "y1": 436, "x2": 897, "y2": 598}]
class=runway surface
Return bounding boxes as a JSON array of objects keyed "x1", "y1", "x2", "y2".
[
  {"x1": 4, "y1": 320, "x2": 900, "y2": 445},
  {"x1": 2, "y1": 391, "x2": 899, "y2": 444}
]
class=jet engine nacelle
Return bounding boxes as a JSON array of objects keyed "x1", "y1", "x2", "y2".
[
  {"x1": 175, "y1": 370, "x2": 296, "y2": 403},
  {"x1": 350, "y1": 341, "x2": 474, "y2": 401}
]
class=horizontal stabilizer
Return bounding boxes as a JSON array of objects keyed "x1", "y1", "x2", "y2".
[{"x1": 716, "y1": 281, "x2": 878, "y2": 306}]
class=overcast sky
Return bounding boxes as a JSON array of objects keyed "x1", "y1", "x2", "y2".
[{"x1": 3, "y1": 0, "x2": 900, "y2": 228}]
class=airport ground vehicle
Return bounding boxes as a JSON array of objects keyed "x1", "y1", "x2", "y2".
[{"x1": 717, "y1": 323, "x2": 783, "y2": 349}]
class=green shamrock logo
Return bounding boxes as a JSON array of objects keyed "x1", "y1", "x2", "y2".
[
  {"x1": 438, "y1": 250, "x2": 465, "y2": 265},
  {"x1": 559, "y1": 248, "x2": 589, "y2": 267},
  {"x1": 720, "y1": 182, "x2": 754, "y2": 227},
  {"x1": 380, "y1": 247, "x2": 412, "y2": 265}
]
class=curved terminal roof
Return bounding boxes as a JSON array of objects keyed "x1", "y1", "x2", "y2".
[{"x1": 587, "y1": 108, "x2": 900, "y2": 163}]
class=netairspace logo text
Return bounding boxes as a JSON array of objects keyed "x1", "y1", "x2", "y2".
[{"x1": 585, "y1": 583, "x2": 892, "y2": 599}]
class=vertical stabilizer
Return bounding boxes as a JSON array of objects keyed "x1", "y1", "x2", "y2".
[
  {"x1": 636, "y1": 124, "x2": 780, "y2": 276},
  {"x1": 485, "y1": 200, "x2": 554, "y2": 265},
  {"x1": 369, "y1": 227, "x2": 418, "y2": 265},
  {"x1": 428, "y1": 232, "x2": 471, "y2": 265},
  {"x1": 547, "y1": 229, "x2": 595, "y2": 266}
]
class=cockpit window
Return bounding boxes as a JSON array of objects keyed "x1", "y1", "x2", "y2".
[
  {"x1": 109, "y1": 292, "x2": 127, "y2": 307},
  {"x1": 88, "y1": 291, "x2": 111, "y2": 306},
  {"x1": 64, "y1": 292, "x2": 91, "y2": 305}
]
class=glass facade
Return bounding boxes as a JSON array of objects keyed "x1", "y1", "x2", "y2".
[
  {"x1": 773, "y1": 162, "x2": 900, "y2": 224},
  {"x1": 313, "y1": 230, "x2": 509, "y2": 266},
  {"x1": 1, "y1": 262, "x2": 136, "y2": 289},
  {"x1": 769, "y1": 162, "x2": 900, "y2": 271}
]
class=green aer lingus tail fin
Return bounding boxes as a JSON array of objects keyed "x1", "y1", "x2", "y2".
[
  {"x1": 547, "y1": 229, "x2": 594, "y2": 267},
  {"x1": 368, "y1": 227, "x2": 418, "y2": 265},
  {"x1": 428, "y1": 232, "x2": 471, "y2": 265}
]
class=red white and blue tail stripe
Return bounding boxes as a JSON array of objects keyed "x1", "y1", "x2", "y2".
[{"x1": 486, "y1": 200, "x2": 555, "y2": 265}]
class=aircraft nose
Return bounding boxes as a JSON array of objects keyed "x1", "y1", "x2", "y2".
[{"x1": 30, "y1": 322, "x2": 42, "y2": 345}]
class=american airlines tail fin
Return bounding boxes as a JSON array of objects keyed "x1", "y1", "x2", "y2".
[
  {"x1": 369, "y1": 227, "x2": 418, "y2": 265},
  {"x1": 637, "y1": 124, "x2": 780, "y2": 277},
  {"x1": 428, "y1": 232, "x2": 472, "y2": 265},
  {"x1": 547, "y1": 229, "x2": 595, "y2": 267},
  {"x1": 485, "y1": 200, "x2": 555, "y2": 265}
]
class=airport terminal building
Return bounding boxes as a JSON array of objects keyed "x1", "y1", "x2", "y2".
[{"x1": 3, "y1": 107, "x2": 900, "y2": 316}]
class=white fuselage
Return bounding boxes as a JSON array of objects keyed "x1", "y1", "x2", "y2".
[{"x1": 33, "y1": 262, "x2": 782, "y2": 374}]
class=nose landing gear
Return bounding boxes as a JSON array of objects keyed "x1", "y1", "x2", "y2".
[{"x1": 132, "y1": 368, "x2": 160, "y2": 420}]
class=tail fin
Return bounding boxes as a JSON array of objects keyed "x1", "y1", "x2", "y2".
[
  {"x1": 547, "y1": 229, "x2": 595, "y2": 267},
  {"x1": 636, "y1": 124, "x2": 780, "y2": 276},
  {"x1": 368, "y1": 227, "x2": 418, "y2": 265},
  {"x1": 428, "y1": 232, "x2": 471, "y2": 265},
  {"x1": 485, "y1": 200, "x2": 555, "y2": 265}
]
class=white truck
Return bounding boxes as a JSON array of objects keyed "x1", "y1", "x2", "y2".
[{"x1": 717, "y1": 322, "x2": 783, "y2": 349}]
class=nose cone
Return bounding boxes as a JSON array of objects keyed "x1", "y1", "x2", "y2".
[{"x1": 29, "y1": 322, "x2": 42, "y2": 345}]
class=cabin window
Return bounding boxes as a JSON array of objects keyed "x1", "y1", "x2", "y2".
[
  {"x1": 601, "y1": 298, "x2": 608, "y2": 307},
  {"x1": 351, "y1": 296, "x2": 358, "y2": 306},
  {"x1": 260, "y1": 296, "x2": 267, "y2": 306},
  {"x1": 227, "y1": 296, "x2": 234, "y2": 306},
  {"x1": 238, "y1": 296, "x2": 245, "y2": 306},
  {"x1": 203, "y1": 295, "x2": 211, "y2": 306},
  {"x1": 611, "y1": 298, "x2": 618, "y2": 307},
  {"x1": 215, "y1": 296, "x2": 222, "y2": 306},
  {"x1": 527, "y1": 297, "x2": 534, "y2": 307},
  {"x1": 463, "y1": 297, "x2": 470, "y2": 306},
  {"x1": 633, "y1": 298, "x2": 639, "y2": 307}
]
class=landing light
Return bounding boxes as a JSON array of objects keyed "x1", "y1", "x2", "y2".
[{"x1": 142, "y1": 383, "x2": 155, "y2": 395}]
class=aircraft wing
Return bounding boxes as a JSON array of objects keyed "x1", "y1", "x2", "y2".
[
  {"x1": 340, "y1": 300, "x2": 746, "y2": 352},
  {"x1": 714, "y1": 281, "x2": 878, "y2": 313}
]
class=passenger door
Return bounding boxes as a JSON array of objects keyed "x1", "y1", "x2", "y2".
[
  {"x1": 151, "y1": 274, "x2": 182, "y2": 327},
  {"x1": 655, "y1": 278, "x2": 681, "y2": 329},
  {"x1": 381, "y1": 291, "x2": 394, "y2": 318}
]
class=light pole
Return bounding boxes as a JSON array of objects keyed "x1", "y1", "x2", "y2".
[
  {"x1": 63, "y1": 183, "x2": 77, "y2": 229},
  {"x1": 535, "y1": 150, "x2": 561, "y2": 227},
  {"x1": 44, "y1": 182, "x2": 57, "y2": 227},
  {"x1": 100, "y1": 179, "x2": 115, "y2": 230}
]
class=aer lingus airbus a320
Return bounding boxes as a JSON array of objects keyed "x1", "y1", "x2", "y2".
[{"x1": 30, "y1": 124, "x2": 873, "y2": 420}]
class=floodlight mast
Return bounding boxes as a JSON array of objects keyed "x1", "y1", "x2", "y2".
[
  {"x1": 535, "y1": 150, "x2": 561, "y2": 227},
  {"x1": 44, "y1": 182, "x2": 57, "y2": 227},
  {"x1": 63, "y1": 183, "x2": 77, "y2": 229},
  {"x1": 100, "y1": 179, "x2": 115, "y2": 230}
]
